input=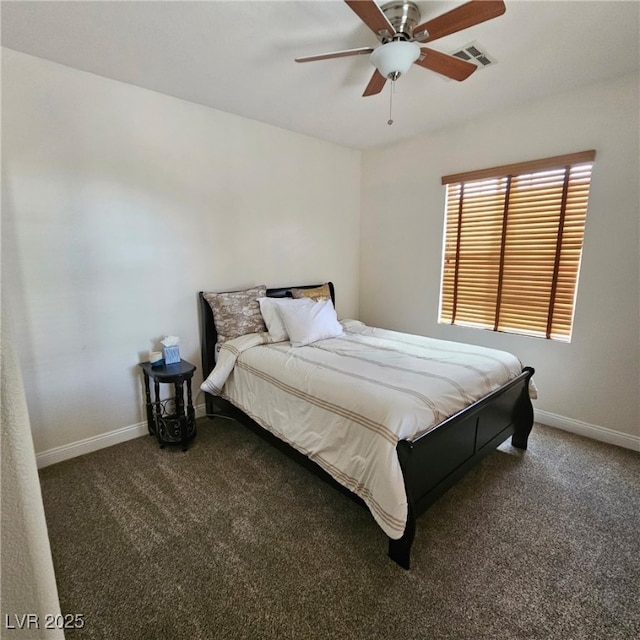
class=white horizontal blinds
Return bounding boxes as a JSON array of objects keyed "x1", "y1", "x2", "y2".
[{"x1": 440, "y1": 151, "x2": 595, "y2": 341}]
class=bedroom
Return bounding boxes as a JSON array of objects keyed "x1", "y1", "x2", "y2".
[{"x1": 2, "y1": 1, "x2": 639, "y2": 638}]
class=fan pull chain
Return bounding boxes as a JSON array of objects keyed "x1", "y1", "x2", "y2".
[{"x1": 387, "y1": 80, "x2": 395, "y2": 126}]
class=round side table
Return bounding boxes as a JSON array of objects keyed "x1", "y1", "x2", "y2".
[{"x1": 139, "y1": 359, "x2": 197, "y2": 451}]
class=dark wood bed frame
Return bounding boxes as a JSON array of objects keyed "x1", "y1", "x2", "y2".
[{"x1": 198, "y1": 282, "x2": 535, "y2": 569}]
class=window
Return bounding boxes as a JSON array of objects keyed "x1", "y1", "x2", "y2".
[{"x1": 439, "y1": 150, "x2": 595, "y2": 341}]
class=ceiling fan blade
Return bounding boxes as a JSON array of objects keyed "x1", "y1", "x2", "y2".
[
  {"x1": 415, "y1": 47, "x2": 477, "y2": 81},
  {"x1": 362, "y1": 69, "x2": 387, "y2": 97},
  {"x1": 295, "y1": 47, "x2": 374, "y2": 63},
  {"x1": 344, "y1": 0, "x2": 396, "y2": 39},
  {"x1": 413, "y1": 0, "x2": 506, "y2": 43}
]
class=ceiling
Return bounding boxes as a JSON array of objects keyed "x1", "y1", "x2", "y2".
[{"x1": 2, "y1": 0, "x2": 639, "y2": 150}]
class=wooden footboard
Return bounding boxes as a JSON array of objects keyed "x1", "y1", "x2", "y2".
[{"x1": 388, "y1": 367, "x2": 535, "y2": 569}]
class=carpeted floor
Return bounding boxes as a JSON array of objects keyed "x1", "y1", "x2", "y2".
[{"x1": 39, "y1": 418, "x2": 640, "y2": 640}]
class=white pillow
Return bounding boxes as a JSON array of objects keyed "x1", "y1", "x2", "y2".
[
  {"x1": 276, "y1": 298, "x2": 343, "y2": 347},
  {"x1": 258, "y1": 297, "x2": 313, "y2": 342}
]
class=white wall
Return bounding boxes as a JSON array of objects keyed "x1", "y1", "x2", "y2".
[
  {"x1": 360, "y1": 74, "x2": 640, "y2": 445},
  {"x1": 2, "y1": 49, "x2": 361, "y2": 456},
  {"x1": 1, "y1": 301, "x2": 64, "y2": 639},
  {"x1": 3, "y1": 48, "x2": 638, "y2": 457}
]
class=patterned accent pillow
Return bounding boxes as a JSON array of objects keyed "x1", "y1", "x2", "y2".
[
  {"x1": 291, "y1": 283, "x2": 331, "y2": 302},
  {"x1": 203, "y1": 285, "x2": 267, "y2": 344}
]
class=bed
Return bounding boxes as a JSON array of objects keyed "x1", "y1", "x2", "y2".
[{"x1": 198, "y1": 282, "x2": 535, "y2": 569}]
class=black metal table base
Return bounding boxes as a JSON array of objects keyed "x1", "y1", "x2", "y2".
[{"x1": 140, "y1": 359, "x2": 197, "y2": 451}]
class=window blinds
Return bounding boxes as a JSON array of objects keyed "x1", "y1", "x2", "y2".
[{"x1": 440, "y1": 150, "x2": 595, "y2": 341}]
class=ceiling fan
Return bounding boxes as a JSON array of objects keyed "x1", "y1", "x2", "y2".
[{"x1": 295, "y1": 0, "x2": 506, "y2": 97}]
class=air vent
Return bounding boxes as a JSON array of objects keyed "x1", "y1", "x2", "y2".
[{"x1": 451, "y1": 41, "x2": 496, "y2": 69}]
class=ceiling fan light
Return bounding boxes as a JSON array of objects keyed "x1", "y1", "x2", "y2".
[{"x1": 370, "y1": 41, "x2": 421, "y2": 79}]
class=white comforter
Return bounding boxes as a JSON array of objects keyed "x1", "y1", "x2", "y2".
[{"x1": 201, "y1": 320, "x2": 534, "y2": 539}]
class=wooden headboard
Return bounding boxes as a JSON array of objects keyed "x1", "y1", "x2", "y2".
[{"x1": 198, "y1": 282, "x2": 335, "y2": 382}]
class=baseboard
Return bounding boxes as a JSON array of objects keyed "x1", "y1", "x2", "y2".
[
  {"x1": 535, "y1": 409, "x2": 640, "y2": 452},
  {"x1": 36, "y1": 403, "x2": 207, "y2": 469},
  {"x1": 36, "y1": 405, "x2": 638, "y2": 468}
]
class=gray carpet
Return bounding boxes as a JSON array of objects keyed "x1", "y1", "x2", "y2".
[{"x1": 39, "y1": 418, "x2": 640, "y2": 640}]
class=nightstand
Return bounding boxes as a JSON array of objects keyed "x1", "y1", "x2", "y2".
[{"x1": 139, "y1": 359, "x2": 197, "y2": 451}]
